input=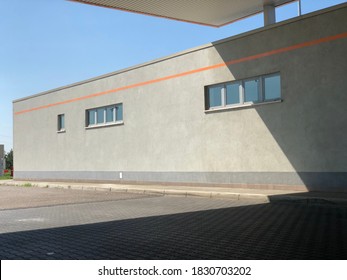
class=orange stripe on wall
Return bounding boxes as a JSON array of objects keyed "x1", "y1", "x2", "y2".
[{"x1": 14, "y1": 31, "x2": 347, "y2": 116}]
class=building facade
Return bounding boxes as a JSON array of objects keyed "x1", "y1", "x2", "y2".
[{"x1": 13, "y1": 4, "x2": 347, "y2": 192}]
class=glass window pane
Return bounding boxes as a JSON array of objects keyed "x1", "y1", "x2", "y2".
[
  {"x1": 58, "y1": 114, "x2": 65, "y2": 130},
  {"x1": 106, "y1": 106, "x2": 115, "y2": 122},
  {"x1": 97, "y1": 108, "x2": 105, "y2": 124},
  {"x1": 88, "y1": 110, "x2": 95, "y2": 125},
  {"x1": 60, "y1": 115, "x2": 65, "y2": 129},
  {"x1": 226, "y1": 83, "x2": 240, "y2": 105},
  {"x1": 244, "y1": 79, "x2": 259, "y2": 103},
  {"x1": 208, "y1": 85, "x2": 223, "y2": 108},
  {"x1": 116, "y1": 104, "x2": 123, "y2": 121},
  {"x1": 264, "y1": 74, "x2": 281, "y2": 100}
]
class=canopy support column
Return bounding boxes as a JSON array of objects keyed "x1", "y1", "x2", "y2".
[{"x1": 263, "y1": 4, "x2": 276, "y2": 26}]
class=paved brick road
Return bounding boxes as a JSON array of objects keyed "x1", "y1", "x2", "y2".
[{"x1": 0, "y1": 185, "x2": 346, "y2": 259}]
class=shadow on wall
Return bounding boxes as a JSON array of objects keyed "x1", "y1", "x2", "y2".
[
  {"x1": 209, "y1": 15, "x2": 347, "y2": 192},
  {"x1": 1, "y1": 202, "x2": 347, "y2": 260}
]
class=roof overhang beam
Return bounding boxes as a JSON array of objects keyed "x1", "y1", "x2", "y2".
[{"x1": 68, "y1": 0, "x2": 297, "y2": 27}]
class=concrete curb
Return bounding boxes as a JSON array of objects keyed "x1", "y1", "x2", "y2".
[{"x1": 1, "y1": 180, "x2": 347, "y2": 206}]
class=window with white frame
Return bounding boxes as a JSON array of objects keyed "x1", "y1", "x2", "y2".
[
  {"x1": 205, "y1": 73, "x2": 281, "y2": 110},
  {"x1": 86, "y1": 103, "x2": 123, "y2": 127},
  {"x1": 57, "y1": 114, "x2": 65, "y2": 132}
]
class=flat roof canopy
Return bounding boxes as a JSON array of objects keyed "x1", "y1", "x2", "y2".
[{"x1": 69, "y1": 0, "x2": 296, "y2": 27}]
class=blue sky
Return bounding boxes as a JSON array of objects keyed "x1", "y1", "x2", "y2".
[{"x1": 0, "y1": 0, "x2": 346, "y2": 152}]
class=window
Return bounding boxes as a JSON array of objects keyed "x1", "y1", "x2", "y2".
[
  {"x1": 244, "y1": 78, "x2": 260, "y2": 103},
  {"x1": 57, "y1": 114, "x2": 65, "y2": 132},
  {"x1": 106, "y1": 106, "x2": 114, "y2": 122},
  {"x1": 86, "y1": 104, "x2": 123, "y2": 127},
  {"x1": 205, "y1": 73, "x2": 281, "y2": 110},
  {"x1": 264, "y1": 74, "x2": 281, "y2": 101},
  {"x1": 97, "y1": 108, "x2": 105, "y2": 124},
  {"x1": 208, "y1": 84, "x2": 223, "y2": 107},
  {"x1": 226, "y1": 82, "x2": 240, "y2": 105}
]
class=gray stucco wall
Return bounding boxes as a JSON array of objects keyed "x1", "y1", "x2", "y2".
[{"x1": 13, "y1": 4, "x2": 347, "y2": 192}]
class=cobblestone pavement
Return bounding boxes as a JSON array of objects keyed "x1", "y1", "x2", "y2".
[{"x1": 0, "y1": 185, "x2": 347, "y2": 260}]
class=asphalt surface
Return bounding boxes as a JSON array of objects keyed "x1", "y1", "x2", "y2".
[{"x1": 0, "y1": 185, "x2": 347, "y2": 260}]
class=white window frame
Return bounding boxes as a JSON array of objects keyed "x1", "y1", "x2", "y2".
[
  {"x1": 86, "y1": 103, "x2": 123, "y2": 129},
  {"x1": 205, "y1": 73, "x2": 281, "y2": 112}
]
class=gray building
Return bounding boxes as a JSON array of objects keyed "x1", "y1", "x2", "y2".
[{"x1": 13, "y1": 3, "x2": 347, "y2": 192}]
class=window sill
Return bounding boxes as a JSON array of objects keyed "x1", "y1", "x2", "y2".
[
  {"x1": 205, "y1": 99, "x2": 282, "y2": 113},
  {"x1": 85, "y1": 121, "x2": 124, "y2": 130},
  {"x1": 57, "y1": 129, "x2": 66, "y2": 133}
]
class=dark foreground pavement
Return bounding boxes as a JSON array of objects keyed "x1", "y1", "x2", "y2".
[{"x1": 0, "y1": 185, "x2": 346, "y2": 259}]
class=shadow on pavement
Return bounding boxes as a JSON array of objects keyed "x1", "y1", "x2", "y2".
[
  {"x1": 1, "y1": 201, "x2": 347, "y2": 260},
  {"x1": 268, "y1": 191, "x2": 347, "y2": 206}
]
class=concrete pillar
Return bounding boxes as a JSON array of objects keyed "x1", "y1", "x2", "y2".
[
  {"x1": 264, "y1": 4, "x2": 276, "y2": 26},
  {"x1": 298, "y1": 0, "x2": 302, "y2": 16}
]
